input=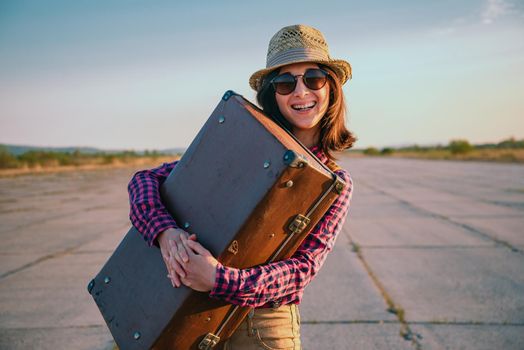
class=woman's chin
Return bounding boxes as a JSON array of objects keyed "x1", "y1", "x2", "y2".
[{"x1": 291, "y1": 121, "x2": 321, "y2": 133}]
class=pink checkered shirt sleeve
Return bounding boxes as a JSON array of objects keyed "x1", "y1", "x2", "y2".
[
  {"x1": 209, "y1": 168, "x2": 353, "y2": 307},
  {"x1": 127, "y1": 161, "x2": 180, "y2": 247}
]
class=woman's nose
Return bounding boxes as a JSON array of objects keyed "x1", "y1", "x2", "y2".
[{"x1": 293, "y1": 76, "x2": 309, "y2": 97}]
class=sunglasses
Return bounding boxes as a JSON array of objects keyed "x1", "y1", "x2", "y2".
[{"x1": 271, "y1": 68, "x2": 329, "y2": 95}]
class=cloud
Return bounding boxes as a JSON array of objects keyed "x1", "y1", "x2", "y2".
[
  {"x1": 428, "y1": 17, "x2": 467, "y2": 38},
  {"x1": 481, "y1": 0, "x2": 513, "y2": 24}
]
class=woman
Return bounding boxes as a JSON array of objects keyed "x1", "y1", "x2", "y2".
[{"x1": 128, "y1": 24, "x2": 355, "y2": 350}]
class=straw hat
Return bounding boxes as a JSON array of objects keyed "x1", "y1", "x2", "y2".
[{"x1": 249, "y1": 24, "x2": 352, "y2": 91}]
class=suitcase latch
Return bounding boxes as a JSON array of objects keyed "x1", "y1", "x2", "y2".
[
  {"x1": 199, "y1": 332, "x2": 220, "y2": 349},
  {"x1": 228, "y1": 240, "x2": 239, "y2": 255},
  {"x1": 289, "y1": 214, "x2": 311, "y2": 234}
]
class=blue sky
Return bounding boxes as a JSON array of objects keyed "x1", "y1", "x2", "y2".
[{"x1": 1, "y1": 0, "x2": 523, "y2": 150}]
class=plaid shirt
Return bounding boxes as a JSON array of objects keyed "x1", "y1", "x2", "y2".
[{"x1": 128, "y1": 145, "x2": 353, "y2": 308}]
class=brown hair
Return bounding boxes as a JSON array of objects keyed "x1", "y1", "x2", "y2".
[{"x1": 256, "y1": 64, "x2": 357, "y2": 161}]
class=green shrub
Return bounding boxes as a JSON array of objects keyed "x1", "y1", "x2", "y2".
[
  {"x1": 381, "y1": 147, "x2": 394, "y2": 155},
  {"x1": 364, "y1": 147, "x2": 380, "y2": 156},
  {"x1": 103, "y1": 154, "x2": 116, "y2": 164},
  {"x1": 0, "y1": 145, "x2": 20, "y2": 169},
  {"x1": 497, "y1": 137, "x2": 524, "y2": 149},
  {"x1": 448, "y1": 139, "x2": 473, "y2": 154}
]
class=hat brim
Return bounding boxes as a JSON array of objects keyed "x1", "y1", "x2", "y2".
[{"x1": 249, "y1": 58, "x2": 352, "y2": 91}]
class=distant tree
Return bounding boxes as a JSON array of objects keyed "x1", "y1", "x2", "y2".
[
  {"x1": 381, "y1": 147, "x2": 394, "y2": 155},
  {"x1": 150, "y1": 150, "x2": 160, "y2": 159},
  {"x1": 0, "y1": 145, "x2": 19, "y2": 168},
  {"x1": 122, "y1": 150, "x2": 138, "y2": 157},
  {"x1": 448, "y1": 139, "x2": 473, "y2": 154},
  {"x1": 364, "y1": 147, "x2": 380, "y2": 156},
  {"x1": 498, "y1": 137, "x2": 524, "y2": 149},
  {"x1": 103, "y1": 154, "x2": 116, "y2": 164}
]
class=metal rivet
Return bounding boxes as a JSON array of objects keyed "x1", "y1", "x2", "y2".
[
  {"x1": 104, "y1": 276, "x2": 111, "y2": 284},
  {"x1": 298, "y1": 162, "x2": 305, "y2": 168},
  {"x1": 263, "y1": 161, "x2": 271, "y2": 169},
  {"x1": 87, "y1": 279, "x2": 95, "y2": 294},
  {"x1": 184, "y1": 222, "x2": 190, "y2": 229},
  {"x1": 285, "y1": 180, "x2": 294, "y2": 188},
  {"x1": 270, "y1": 233, "x2": 275, "y2": 238},
  {"x1": 133, "y1": 331, "x2": 141, "y2": 340},
  {"x1": 205, "y1": 317, "x2": 211, "y2": 322},
  {"x1": 284, "y1": 154, "x2": 290, "y2": 160},
  {"x1": 218, "y1": 116, "x2": 225, "y2": 124}
]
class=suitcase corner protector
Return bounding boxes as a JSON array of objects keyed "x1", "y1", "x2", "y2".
[
  {"x1": 87, "y1": 278, "x2": 95, "y2": 294},
  {"x1": 222, "y1": 90, "x2": 238, "y2": 101}
]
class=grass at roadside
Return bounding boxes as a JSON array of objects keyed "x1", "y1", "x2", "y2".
[
  {"x1": 383, "y1": 148, "x2": 524, "y2": 163},
  {"x1": 358, "y1": 138, "x2": 524, "y2": 164},
  {"x1": 0, "y1": 155, "x2": 179, "y2": 177},
  {"x1": 0, "y1": 145, "x2": 182, "y2": 176}
]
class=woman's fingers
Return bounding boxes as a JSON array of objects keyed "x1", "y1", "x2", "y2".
[
  {"x1": 167, "y1": 271, "x2": 180, "y2": 288},
  {"x1": 162, "y1": 242, "x2": 187, "y2": 287},
  {"x1": 181, "y1": 237, "x2": 194, "y2": 257},
  {"x1": 158, "y1": 229, "x2": 197, "y2": 288},
  {"x1": 177, "y1": 237, "x2": 190, "y2": 262},
  {"x1": 181, "y1": 276, "x2": 192, "y2": 287},
  {"x1": 171, "y1": 257, "x2": 186, "y2": 278},
  {"x1": 162, "y1": 252, "x2": 177, "y2": 287},
  {"x1": 169, "y1": 239, "x2": 184, "y2": 264},
  {"x1": 162, "y1": 231, "x2": 210, "y2": 291},
  {"x1": 170, "y1": 235, "x2": 190, "y2": 264},
  {"x1": 185, "y1": 239, "x2": 210, "y2": 256}
]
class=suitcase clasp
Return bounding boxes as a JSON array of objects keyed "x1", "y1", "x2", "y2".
[
  {"x1": 228, "y1": 240, "x2": 239, "y2": 255},
  {"x1": 199, "y1": 332, "x2": 221, "y2": 349},
  {"x1": 289, "y1": 214, "x2": 311, "y2": 234}
]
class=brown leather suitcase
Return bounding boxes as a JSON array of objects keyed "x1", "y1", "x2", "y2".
[{"x1": 88, "y1": 90, "x2": 345, "y2": 350}]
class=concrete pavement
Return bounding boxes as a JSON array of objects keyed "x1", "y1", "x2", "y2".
[{"x1": 1, "y1": 157, "x2": 523, "y2": 349}]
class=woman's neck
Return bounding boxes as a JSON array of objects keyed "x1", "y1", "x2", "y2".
[{"x1": 293, "y1": 127, "x2": 320, "y2": 148}]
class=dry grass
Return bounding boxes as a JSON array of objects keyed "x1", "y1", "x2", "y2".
[
  {"x1": 0, "y1": 156, "x2": 178, "y2": 177},
  {"x1": 378, "y1": 149, "x2": 524, "y2": 163}
]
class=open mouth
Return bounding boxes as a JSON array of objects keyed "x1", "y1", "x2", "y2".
[{"x1": 291, "y1": 101, "x2": 316, "y2": 111}]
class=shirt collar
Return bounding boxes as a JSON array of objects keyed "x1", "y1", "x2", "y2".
[{"x1": 308, "y1": 145, "x2": 329, "y2": 165}]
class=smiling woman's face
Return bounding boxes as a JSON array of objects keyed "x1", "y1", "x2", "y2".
[{"x1": 274, "y1": 62, "x2": 330, "y2": 138}]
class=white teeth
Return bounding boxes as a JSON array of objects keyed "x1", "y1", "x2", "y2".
[{"x1": 291, "y1": 102, "x2": 316, "y2": 110}]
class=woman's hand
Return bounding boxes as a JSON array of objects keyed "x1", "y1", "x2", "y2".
[
  {"x1": 179, "y1": 239, "x2": 218, "y2": 292},
  {"x1": 157, "y1": 228, "x2": 196, "y2": 288}
]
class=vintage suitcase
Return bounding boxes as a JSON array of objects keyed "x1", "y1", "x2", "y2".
[{"x1": 88, "y1": 90, "x2": 346, "y2": 350}]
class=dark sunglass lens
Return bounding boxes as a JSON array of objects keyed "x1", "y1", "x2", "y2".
[
  {"x1": 304, "y1": 69, "x2": 327, "y2": 90},
  {"x1": 272, "y1": 74, "x2": 296, "y2": 95}
]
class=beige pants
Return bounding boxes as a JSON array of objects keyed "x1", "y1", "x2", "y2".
[{"x1": 223, "y1": 304, "x2": 301, "y2": 350}]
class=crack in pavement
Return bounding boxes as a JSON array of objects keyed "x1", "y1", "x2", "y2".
[
  {"x1": 0, "y1": 204, "x2": 121, "y2": 235},
  {"x1": 0, "y1": 222, "x2": 130, "y2": 280},
  {"x1": 407, "y1": 321, "x2": 524, "y2": 326},
  {"x1": 354, "y1": 245, "x2": 496, "y2": 249},
  {"x1": 487, "y1": 200, "x2": 524, "y2": 210},
  {"x1": 358, "y1": 180, "x2": 523, "y2": 255},
  {"x1": 303, "y1": 320, "x2": 524, "y2": 326},
  {"x1": 302, "y1": 320, "x2": 400, "y2": 325},
  {"x1": 1, "y1": 325, "x2": 107, "y2": 331},
  {"x1": 356, "y1": 166, "x2": 524, "y2": 215},
  {"x1": 344, "y1": 238, "x2": 422, "y2": 349},
  {"x1": 0, "y1": 249, "x2": 79, "y2": 280}
]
